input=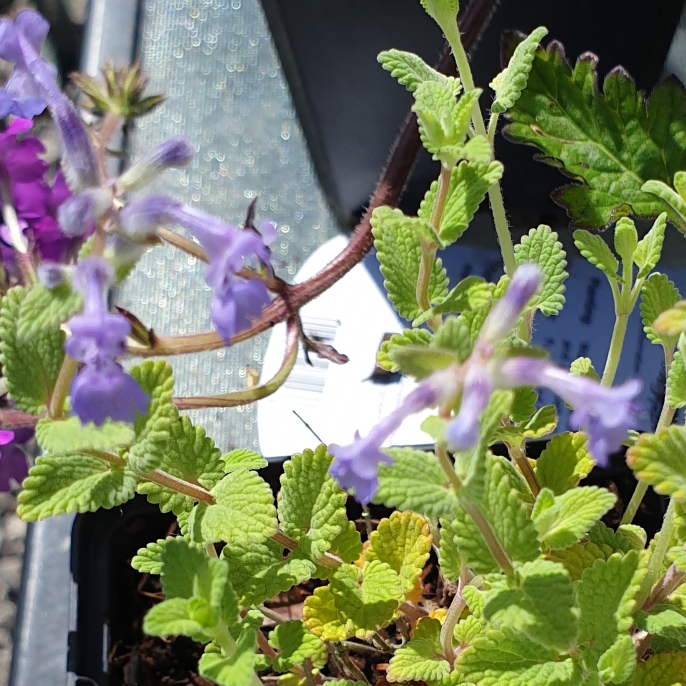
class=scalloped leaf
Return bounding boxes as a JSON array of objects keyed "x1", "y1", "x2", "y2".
[
  {"x1": 634, "y1": 652, "x2": 686, "y2": 686},
  {"x1": 573, "y1": 231, "x2": 619, "y2": 282},
  {"x1": 222, "y1": 449, "x2": 267, "y2": 473},
  {"x1": 387, "y1": 617, "x2": 450, "y2": 683},
  {"x1": 17, "y1": 282, "x2": 83, "y2": 340},
  {"x1": 635, "y1": 604, "x2": 686, "y2": 645},
  {"x1": 667, "y1": 351, "x2": 686, "y2": 409},
  {"x1": 547, "y1": 541, "x2": 615, "y2": 582},
  {"x1": 640, "y1": 273, "x2": 681, "y2": 346},
  {"x1": 132, "y1": 537, "x2": 170, "y2": 574},
  {"x1": 597, "y1": 634, "x2": 636, "y2": 684},
  {"x1": 267, "y1": 620, "x2": 327, "y2": 672},
  {"x1": 535, "y1": 432, "x2": 594, "y2": 495},
  {"x1": 570, "y1": 357, "x2": 599, "y2": 381},
  {"x1": 377, "y1": 329, "x2": 432, "y2": 372},
  {"x1": 36, "y1": 417, "x2": 135, "y2": 453},
  {"x1": 378, "y1": 49, "x2": 461, "y2": 94},
  {"x1": 635, "y1": 213, "x2": 667, "y2": 278}
]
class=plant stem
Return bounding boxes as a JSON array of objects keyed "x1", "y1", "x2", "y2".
[
  {"x1": 487, "y1": 112, "x2": 499, "y2": 144},
  {"x1": 339, "y1": 641, "x2": 380, "y2": 656},
  {"x1": 144, "y1": 469, "x2": 215, "y2": 503},
  {"x1": 440, "y1": 563, "x2": 467, "y2": 665},
  {"x1": 259, "y1": 605, "x2": 287, "y2": 625},
  {"x1": 600, "y1": 313, "x2": 629, "y2": 387},
  {"x1": 157, "y1": 226, "x2": 208, "y2": 262},
  {"x1": 643, "y1": 556, "x2": 686, "y2": 612},
  {"x1": 509, "y1": 444, "x2": 540, "y2": 497},
  {"x1": 49, "y1": 356, "x2": 79, "y2": 419}
]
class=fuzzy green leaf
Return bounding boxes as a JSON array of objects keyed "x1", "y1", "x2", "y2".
[
  {"x1": 597, "y1": 634, "x2": 636, "y2": 684},
  {"x1": 126, "y1": 360, "x2": 176, "y2": 473},
  {"x1": 378, "y1": 49, "x2": 460, "y2": 94},
  {"x1": 635, "y1": 213, "x2": 667, "y2": 278},
  {"x1": 635, "y1": 604, "x2": 686, "y2": 645},
  {"x1": 532, "y1": 486, "x2": 617, "y2": 550},
  {"x1": 514, "y1": 225, "x2": 567, "y2": 316},
  {"x1": 132, "y1": 538, "x2": 169, "y2": 574},
  {"x1": 613, "y1": 217, "x2": 639, "y2": 264},
  {"x1": 547, "y1": 541, "x2": 615, "y2": 582},
  {"x1": 278, "y1": 445, "x2": 348, "y2": 561},
  {"x1": 366, "y1": 511, "x2": 432, "y2": 595},
  {"x1": 483, "y1": 559, "x2": 579, "y2": 652},
  {"x1": 17, "y1": 282, "x2": 82, "y2": 340},
  {"x1": 432, "y1": 277, "x2": 491, "y2": 316},
  {"x1": 431, "y1": 316, "x2": 473, "y2": 362},
  {"x1": 575, "y1": 551, "x2": 643, "y2": 667},
  {"x1": 36, "y1": 417, "x2": 135, "y2": 453},
  {"x1": 138, "y1": 415, "x2": 224, "y2": 513},
  {"x1": 627, "y1": 426, "x2": 686, "y2": 501},
  {"x1": 668, "y1": 545, "x2": 686, "y2": 573},
  {"x1": 17, "y1": 454, "x2": 136, "y2": 521},
  {"x1": 419, "y1": 0, "x2": 459, "y2": 28},
  {"x1": 511, "y1": 387, "x2": 538, "y2": 423},
  {"x1": 418, "y1": 161, "x2": 504, "y2": 244},
  {"x1": 641, "y1": 274, "x2": 681, "y2": 345},
  {"x1": 412, "y1": 81, "x2": 462, "y2": 156},
  {"x1": 387, "y1": 617, "x2": 450, "y2": 683},
  {"x1": 143, "y1": 597, "x2": 205, "y2": 638},
  {"x1": 494, "y1": 405, "x2": 557, "y2": 446},
  {"x1": 441, "y1": 454, "x2": 540, "y2": 576},
  {"x1": 268, "y1": 620, "x2": 327, "y2": 672},
  {"x1": 222, "y1": 449, "x2": 267, "y2": 473},
  {"x1": 200, "y1": 469, "x2": 278, "y2": 545},
  {"x1": 570, "y1": 357, "x2": 599, "y2": 381},
  {"x1": 634, "y1": 652, "x2": 686, "y2": 686},
  {"x1": 573, "y1": 231, "x2": 619, "y2": 282},
  {"x1": 374, "y1": 447, "x2": 457, "y2": 519},
  {"x1": 377, "y1": 329, "x2": 432, "y2": 372},
  {"x1": 387, "y1": 345, "x2": 460, "y2": 380},
  {"x1": 535, "y1": 432, "x2": 594, "y2": 495},
  {"x1": 160, "y1": 537, "x2": 208, "y2": 599},
  {"x1": 0, "y1": 287, "x2": 64, "y2": 415},
  {"x1": 505, "y1": 42, "x2": 686, "y2": 228},
  {"x1": 491, "y1": 27, "x2": 548, "y2": 114},
  {"x1": 667, "y1": 352, "x2": 686, "y2": 409},
  {"x1": 372, "y1": 206, "x2": 448, "y2": 321}
]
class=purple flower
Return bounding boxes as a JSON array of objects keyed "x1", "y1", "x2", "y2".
[
  {"x1": 117, "y1": 137, "x2": 194, "y2": 191},
  {"x1": 444, "y1": 364, "x2": 493, "y2": 451},
  {"x1": 66, "y1": 258, "x2": 149, "y2": 426},
  {"x1": 0, "y1": 430, "x2": 28, "y2": 491},
  {"x1": 496, "y1": 357, "x2": 641, "y2": 466},
  {"x1": 329, "y1": 377, "x2": 451, "y2": 503},
  {"x1": 0, "y1": 11, "x2": 98, "y2": 189},
  {"x1": 210, "y1": 278, "x2": 271, "y2": 343},
  {"x1": 57, "y1": 188, "x2": 110, "y2": 237},
  {"x1": 0, "y1": 118, "x2": 48, "y2": 182}
]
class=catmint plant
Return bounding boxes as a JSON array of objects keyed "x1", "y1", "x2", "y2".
[{"x1": 1, "y1": 2, "x2": 686, "y2": 686}]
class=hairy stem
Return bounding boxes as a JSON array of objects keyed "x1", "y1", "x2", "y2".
[
  {"x1": 49, "y1": 356, "x2": 79, "y2": 419},
  {"x1": 440, "y1": 563, "x2": 467, "y2": 665},
  {"x1": 509, "y1": 444, "x2": 540, "y2": 497},
  {"x1": 643, "y1": 554, "x2": 686, "y2": 612},
  {"x1": 600, "y1": 313, "x2": 629, "y2": 387}
]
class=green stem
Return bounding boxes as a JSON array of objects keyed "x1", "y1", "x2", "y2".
[
  {"x1": 600, "y1": 313, "x2": 629, "y2": 386},
  {"x1": 487, "y1": 112, "x2": 499, "y2": 144},
  {"x1": 509, "y1": 443, "x2": 540, "y2": 497},
  {"x1": 440, "y1": 562, "x2": 467, "y2": 665},
  {"x1": 211, "y1": 623, "x2": 263, "y2": 686},
  {"x1": 49, "y1": 356, "x2": 79, "y2": 419},
  {"x1": 416, "y1": 242, "x2": 438, "y2": 314}
]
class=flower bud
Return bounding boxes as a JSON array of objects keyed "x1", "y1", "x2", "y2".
[
  {"x1": 117, "y1": 137, "x2": 194, "y2": 192},
  {"x1": 57, "y1": 188, "x2": 111, "y2": 237}
]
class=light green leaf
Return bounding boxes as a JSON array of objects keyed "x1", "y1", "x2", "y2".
[
  {"x1": 505, "y1": 44, "x2": 686, "y2": 229},
  {"x1": 573, "y1": 231, "x2": 619, "y2": 282},
  {"x1": 433, "y1": 277, "x2": 491, "y2": 316},
  {"x1": 268, "y1": 620, "x2": 327, "y2": 672},
  {"x1": 387, "y1": 345, "x2": 460, "y2": 380},
  {"x1": 532, "y1": 486, "x2": 617, "y2": 550},
  {"x1": 431, "y1": 316, "x2": 473, "y2": 362},
  {"x1": 17, "y1": 282, "x2": 82, "y2": 340},
  {"x1": 640, "y1": 273, "x2": 681, "y2": 345},
  {"x1": 635, "y1": 213, "x2": 667, "y2": 278},
  {"x1": 126, "y1": 360, "x2": 176, "y2": 473},
  {"x1": 200, "y1": 469, "x2": 278, "y2": 545},
  {"x1": 635, "y1": 604, "x2": 686, "y2": 645},
  {"x1": 654, "y1": 301, "x2": 686, "y2": 338},
  {"x1": 483, "y1": 559, "x2": 579, "y2": 652},
  {"x1": 17, "y1": 454, "x2": 136, "y2": 521},
  {"x1": 441, "y1": 454, "x2": 540, "y2": 576},
  {"x1": 378, "y1": 49, "x2": 460, "y2": 94},
  {"x1": 642, "y1": 179, "x2": 686, "y2": 228},
  {"x1": 587, "y1": 522, "x2": 634, "y2": 554},
  {"x1": 570, "y1": 357, "x2": 599, "y2": 382},
  {"x1": 667, "y1": 351, "x2": 686, "y2": 409},
  {"x1": 627, "y1": 426, "x2": 686, "y2": 501},
  {"x1": 143, "y1": 597, "x2": 205, "y2": 638},
  {"x1": 374, "y1": 447, "x2": 457, "y2": 519},
  {"x1": 547, "y1": 541, "x2": 615, "y2": 582},
  {"x1": 575, "y1": 551, "x2": 643, "y2": 667},
  {"x1": 613, "y1": 217, "x2": 639, "y2": 264},
  {"x1": 132, "y1": 538, "x2": 169, "y2": 574},
  {"x1": 36, "y1": 417, "x2": 135, "y2": 453},
  {"x1": 535, "y1": 432, "x2": 594, "y2": 496},
  {"x1": 366, "y1": 511, "x2": 431, "y2": 595},
  {"x1": 377, "y1": 329, "x2": 432, "y2": 372},
  {"x1": 316, "y1": 520, "x2": 363, "y2": 574},
  {"x1": 597, "y1": 634, "x2": 636, "y2": 684},
  {"x1": 138, "y1": 414, "x2": 223, "y2": 513},
  {"x1": 372, "y1": 206, "x2": 448, "y2": 321},
  {"x1": 511, "y1": 387, "x2": 538, "y2": 423},
  {"x1": 160, "y1": 536, "x2": 209, "y2": 599},
  {"x1": 461, "y1": 135, "x2": 493, "y2": 164},
  {"x1": 668, "y1": 545, "x2": 686, "y2": 573},
  {"x1": 491, "y1": 27, "x2": 548, "y2": 114},
  {"x1": 418, "y1": 161, "x2": 504, "y2": 244},
  {"x1": 0, "y1": 287, "x2": 64, "y2": 415},
  {"x1": 387, "y1": 617, "x2": 450, "y2": 683},
  {"x1": 278, "y1": 445, "x2": 348, "y2": 561},
  {"x1": 494, "y1": 405, "x2": 557, "y2": 446},
  {"x1": 616, "y1": 524, "x2": 648, "y2": 552},
  {"x1": 222, "y1": 449, "x2": 267, "y2": 473},
  {"x1": 514, "y1": 225, "x2": 567, "y2": 316},
  {"x1": 419, "y1": 0, "x2": 459, "y2": 28},
  {"x1": 634, "y1": 652, "x2": 686, "y2": 686}
]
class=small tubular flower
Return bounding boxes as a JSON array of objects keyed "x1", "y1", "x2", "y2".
[
  {"x1": 117, "y1": 136, "x2": 194, "y2": 191},
  {"x1": 444, "y1": 363, "x2": 493, "y2": 451},
  {"x1": 57, "y1": 188, "x2": 111, "y2": 237},
  {"x1": 496, "y1": 356, "x2": 641, "y2": 466},
  {"x1": 66, "y1": 258, "x2": 149, "y2": 425}
]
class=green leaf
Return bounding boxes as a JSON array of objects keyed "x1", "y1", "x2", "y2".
[
  {"x1": 372, "y1": 206, "x2": 448, "y2": 321},
  {"x1": 640, "y1": 273, "x2": 681, "y2": 345},
  {"x1": 377, "y1": 329, "x2": 432, "y2": 372},
  {"x1": 441, "y1": 454, "x2": 540, "y2": 576},
  {"x1": 132, "y1": 538, "x2": 169, "y2": 574},
  {"x1": 597, "y1": 634, "x2": 636, "y2": 684},
  {"x1": 143, "y1": 597, "x2": 205, "y2": 638},
  {"x1": 418, "y1": 161, "x2": 504, "y2": 244},
  {"x1": 494, "y1": 405, "x2": 557, "y2": 446},
  {"x1": 378, "y1": 49, "x2": 460, "y2": 94},
  {"x1": 278, "y1": 445, "x2": 348, "y2": 561},
  {"x1": 0, "y1": 287, "x2": 64, "y2": 415},
  {"x1": 547, "y1": 541, "x2": 615, "y2": 582},
  {"x1": 17, "y1": 454, "x2": 136, "y2": 521},
  {"x1": 535, "y1": 432, "x2": 594, "y2": 495},
  {"x1": 587, "y1": 522, "x2": 634, "y2": 554},
  {"x1": 504, "y1": 43, "x2": 686, "y2": 228},
  {"x1": 514, "y1": 225, "x2": 567, "y2": 316},
  {"x1": 456, "y1": 627, "x2": 580, "y2": 686},
  {"x1": 667, "y1": 352, "x2": 686, "y2": 409},
  {"x1": 642, "y1": 179, "x2": 686, "y2": 229},
  {"x1": 613, "y1": 217, "x2": 639, "y2": 264},
  {"x1": 126, "y1": 360, "x2": 176, "y2": 473},
  {"x1": 138, "y1": 415, "x2": 223, "y2": 514},
  {"x1": 635, "y1": 213, "x2": 667, "y2": 278},
  {"x1": 388, "y1": 345, "x2": 459, "y2": 380},
  {"x1": 366, "y1": 511, "x2": 432, "y2": 595},
  {"x1": 200, "y1": 469, "x2": 278, "y2": 545},
  {"x1": 268, "y1": 621, "x2": 327, "y2": 672},
  {"x1": 573, "y1": 231, "x2": 619, "y2": 282},
  {"x1": 575, "y1": 551, "x2": 643, "y2": 667},
  {"x1": 431, "y1": 316, "x2": 473, "y2": 362},
  {"x1": 511, "y1": 387, "x2": 538, "y2": 423},
  {"x1": 160, "y1": 537, "x2": 209, "y2": 599},
  {"x1": 222, "y1": 449, "x2": 267, "y2": 473},
  {"x1": 304, "y1": 560, "x2": 403, "y2": 641},
  {"x1": 36, "y1": 417, "x2": 135, "y2": 453},
  {"x1": 387, "y1": 617, "x2": 450, "y2": 683},
  {"x1": 483, "y1": 559, "x2": 579, "y2": 652},
  {"x1": 432, "y1": 277, "x2": 491, "y2": 316},
  {"x1": 627, "y1": 426, "x2": 686, "y2": 501},
  {"x1": 419, "y1": 0, "x2": 459, "y2": 28},
  {"x1": 635, "y1": 604, "x2": 686, "y2": 645},
  {"x1": 570, "y1": 357, "x2": 599, "y2": 382},
  {"x1": 374, "y1": 447, "x2": 458, "y2": 519},
  {"x1": 616, "y1": 524, "x2": 648, "y2": 552},
  {"x1": 634, "y1": 652, "x2": 686, "y2": 686},
  {"x1": 491, "y1": 27, "x2": 548, "y2": 114},
  {"x1": 17, "y1": 282, "x2": 82, "y2": 340},
  {"x1": 668, "y1": 545, "x2": 686, "y2": 573},
  {"x1": 532, "y1": 486, "x2": 617, "y2": 550}
]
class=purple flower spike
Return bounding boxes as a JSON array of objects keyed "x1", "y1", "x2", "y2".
[
  {"x1": 445, "y1": 364, "x2": 493, "y2": 451},
  {"x1": 479, "y1": 264, "x2": 542, "y2": 347},
  {"x1": 66, "y1": 258, "x2": 149, "y2": 425},
  {"x1": 329, "y1": 379, "x2": 447, "y2": 503},
  {"x1": 0, "y1": 11, "x2": 98, "y2": 189},
  {"x1": 118, "y1": 137, "x2": 194, "y2": 191},
  {"x1": 496, "y1": 357, "x2": 641, "y2": 466}
]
